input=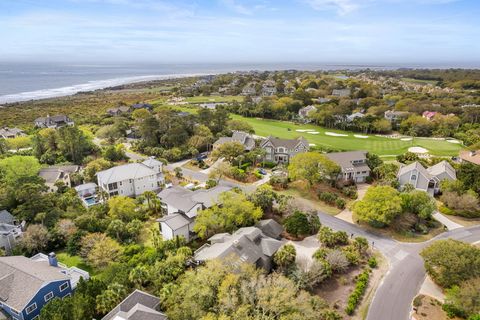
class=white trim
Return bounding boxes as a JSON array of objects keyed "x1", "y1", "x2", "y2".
[
  {"x1": 44, "y1": 291, "x2": 54, "y2": 302},
  {"x1": 59, "y1": 282, "x2": 69, "y2": 292},
  {"x1": 25, "y1": 302, "x2": 37, "y2": 315}
]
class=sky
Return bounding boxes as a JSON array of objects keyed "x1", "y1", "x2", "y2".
[{"x1": 0, "y1": 0, "x2": 479, "y2": 65}]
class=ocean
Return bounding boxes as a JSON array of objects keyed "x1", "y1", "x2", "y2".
[{"x1": 0, "y1": 62, "x2": 476, "y2": 104}]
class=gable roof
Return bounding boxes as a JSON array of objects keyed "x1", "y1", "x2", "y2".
[
  {"x1": 0, "y1": 223, "x2": 20, "y2": 235},
  {"x1": 255, "y1": 219, "x2": 283, "y2": 239},
  {"x1": 397, "y1": 161, "x2": 431, "y2": 180},
  {"x1": 34, "y1": 115, "x2": 71, "y2": 125},
  {"x1": 427, "y1": 160, "x2": 456, "y2": 179},
  {"x1": 0, "y1": 210, "x2": 15, "y2": 225},
  {"x1": 102, "y1": 290, "x2": 167, "y2": 320},
  {"x1": 157, "y1": 214, "x2": 190, "y2": 231},
  {"x1": 459, "y1": 150, "x2": 480, "y2": 165},
  {"x1": 97, "y1": 163, "x2": 157, "y2": 184},
  {"x1": 38, "y1": 165, "x2": 79, "y2": 184},
  {"x1": 142, "y1": 157, "x2": 163, "y2": 168},
  {"x1": 326, "y1": 151, "x2": 369, "y2": 172},
  {"x1": 0, "y1": 256, "x2": 70, "y2": 311},
  {"x1": 260, "y1": 136, "x2": 309, "y2": 149},
  {"x1": 214, "y1": 131, "x2": 255, "y2": 150}
]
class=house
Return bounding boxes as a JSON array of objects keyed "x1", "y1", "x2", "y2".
[
  {"x1": 346, "y1": 112, "x2": 365, "y2": 122},
  {"x1": 384, "y1": 110, "x2": 409, "y2": 122},
  {"x1": 34, "y1": 115, "x2": 74, "y2": 128},
  {"x1": 97, "y1": 158, "x2": 164, "y2": 198},
  {"x1": 326, "y1": 151, "x2": 370, "y2": 183},
  {"x1": 315, "y1": 97, "x2": 331, "y2": 104},
  {"x1": 0, "y1": 210, "x2": 16, "y2": 225},
  {"x1": 213, "y1": 131, "x2": 256, "y2": 151},
  {"x1": 0, "y1": 253, "x2": 89, "y2": 320},
  {"x1": 102, "y1": 290, "x2": 167, "y2": 320},
  {"x1": 129, "y1": 103, "x2": 153, "y2": 112},
  {"x1": 298, "y1": 105, "x2": 317, "y2": 119},
  {"x1": 193, "y1": 221, "x2": 284, "y2": 271},
  {"x1": 259, "y1": 136, "x2": 310, "y2": 164},
  {"x1": 107, "y1": 106, "x2": 130, "y2": 116},
  {"x1": 0, "y1": 222, "x2": 23, "y2": 254},
  {"x1": 422, "y1": 111, "x2": 438, "y2": 121},
  {"x1": 0, "y1": 127, "x2": 25, "y2": 139},
  {"x1": 241, "y1": 83, "x2": 257, "y2": 96},
  {"x1": 38, "y1": 165, "x2": 80, "y2": 192},
  {"x1": 74, "y1": 182, "x2": 101, "y2": 207},
  {"x1": 261, "y1": 80, "x2": 277, "y2": 96},
  {"x1": 459, "y1": 149, "x2": 480, "y2": 166},
  {"x1": 157, "y1": 185, "x2": 232, "y2": 242},
  {"x1": 332, "y1": 88, "x2": 351, "y2": 97},
  {"x1": 397, "y1": 161, "x2": 456, "y2": 194}
]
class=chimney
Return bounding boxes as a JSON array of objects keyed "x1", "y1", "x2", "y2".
[
  {"x1": 48, "y1": 252, "x2": 58, "y2": 267},
  {"x1": 471, "y1": 151, "x2": 477, "y2": 157}
]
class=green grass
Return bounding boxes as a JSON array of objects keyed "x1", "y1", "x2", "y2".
[
  {"x1": 185, "y1": 95, "x2": 244, "y2": 103},
  {"x1": 229, "y1": 115, "x2": 463, "y2": 157},
  {"x1": 57, "y1": 252, "x2": 96, "y2": 276}
]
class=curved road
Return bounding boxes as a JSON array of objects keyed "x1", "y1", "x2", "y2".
[{"x1": 317, "y1": 212, "x2": 480, "y2": 320}]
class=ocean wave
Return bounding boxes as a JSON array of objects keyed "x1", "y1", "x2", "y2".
[{"x1": 0, "y1": 73, "x2": 207, "y2": 104}]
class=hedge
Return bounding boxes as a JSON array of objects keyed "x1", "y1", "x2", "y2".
[{"x1": 345, "y1": 269, "x2": 370, "y2": 315}]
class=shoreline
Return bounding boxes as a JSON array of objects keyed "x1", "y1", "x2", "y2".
[{"x1": 0, "y1": 72, "x2": 209, "y2": 105}]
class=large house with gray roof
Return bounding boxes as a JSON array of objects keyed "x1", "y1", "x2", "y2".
[
  {"x1": 213, "y1": 131, "x2": 256, "y2": 151},
  {"x1": 397, "y1": 161, "x2": 456, "y2": 194},
  {"x1": 325, "y1": 151, "x2": 370, "y2": 183},
  {"x1": 193, "y1": 220, "x2": 283, "y2": 271},
  {"x1": 0, "y1": 210, "x2": 23, "y2": 254},
  {"x1": 38, "y1": 165, "x2": 80, "y2": 192},
  {"x1": 97, "y1": 157, "x2": 164, "y2": 198},
  {"x1": 34, "y1": 115, "x2": 74, "y2": 129},
  {"x1": 0, "y1": 127, "x2": 25, "y2": 139},
  {"x1": 0, "y1": 253, "x2": 89, "y2": 320},
  {"x1": 102, "y1": 290, "x2": 167, "y2": 320},
  {"x1": 259, "y1": 136, "x2": 309, "y2": 164},
  {"x1": 157, "y1": 185, "x2": 231, "y2": 242}
]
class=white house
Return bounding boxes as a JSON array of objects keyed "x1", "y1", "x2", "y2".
[
  {"x1": 157, "y1": 185, "x2": 231, "y2": 242},
  {"x1": 397, "y1": 161, "x2": 456, "y2": 194},
  {"x1": 97, "y1": 157, "x2": 164, "y2": 198}
]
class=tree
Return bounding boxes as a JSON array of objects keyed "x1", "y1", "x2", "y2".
[
  {"x1": 317, "y1": 226, "x2": 349, "y2": 248},
  {"x1": 95, "y1": 283, "x2": 128, "y2": 315},
  {"x1": 227, "y1": 119, "x2": 254, "y2": 133},
  {"x1": 352, "y1": 186, "x2": 402, "y2": 227},
  {"x1": 288, "y1": 152, "x2": 340, "y2": 186},
  {"x1": 248, "y1": 184, "x2": 277, "y2": 212},
  {"x1": 284, "y1": 211, "x2": 320, "y2": 237},
  {"x1": 444, "y1": 277, "x2": 480, "y2": 318},
  {"x1": 274, "y1": 244, "x2": 297, "y2": 272},
  {"x1": 0, "y1": 155, "x2": 41, "y2": 183},
  {"x1": 57, "y1": 126, "x2": 93, "y2": 164},
  {"x1": 87, "y1": 236, "x2": 123, "y2": 269},
  {"x1": 212, "y1": 141, "x2": 245, "y2": 163},
  {"x1": 400, "y1": 190, "x2": 436, "y2": 219},
  {"x1": 208, "y1": 162, "x2": 230, "y2": 183},
  {"x1": 132, "y1": 108, "x2": 150, "y2": 121},
  {"x1": 17, "y1": 224, "x2": 49, "y2": 255},
  {"x1": 193, "y1": 191, "x2": 262, "y2": 239},
  {"x1": 420, "y1": 239, "x2": 480, "y2": 288},
  {"x1": 84, "y1": 158, "x2": 113, "y2": 182},
  {"x1": 107, "y1": 196, "x2": 140, "y2": 221}
]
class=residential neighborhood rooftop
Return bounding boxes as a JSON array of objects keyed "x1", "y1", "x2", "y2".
[{"x1": 102, "y1": 289, "x2": 167, "y2": 320}]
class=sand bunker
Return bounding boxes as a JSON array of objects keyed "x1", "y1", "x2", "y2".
[
  {"x1": 401, "y1": 137, "x2": 413, "y2": 141},
  {"x1": 446, "y1": 139, "x2": 461, "y2": 144},
  {"x1": 354, "y1": 134, "x2": 369, "y2": 139},
  {"x1": 408, "y1": 146, "x2": 428, "y2": 154},
  {"x1": 309, "y1": 143, "x2": 316, "y2": 146},
  {"x1": 307, "y1": 131, "x2": 320, "y2": 135},
  {"x1": 296, "y1": 129, "x2": 314, "y2": 132},
  {"x1": 325, "y1": 132, "x2": 348, "y2": 137}
]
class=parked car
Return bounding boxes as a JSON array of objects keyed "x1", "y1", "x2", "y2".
[{"x1": 258, "y1": 168, "x2": 267, "y2": 175}]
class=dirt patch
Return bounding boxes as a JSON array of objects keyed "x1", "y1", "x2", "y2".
[{"x1": 412, "y1": 295, "x2": 462, "y2": 320}]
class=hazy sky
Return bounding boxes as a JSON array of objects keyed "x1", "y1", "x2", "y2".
[{"x1": 0, "y1": 0, "x2": 479, "y2": 64}]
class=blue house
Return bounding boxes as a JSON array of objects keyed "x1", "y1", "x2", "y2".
[{"x1": 0, "y1": 253, "x2": 89, "y2": 320}]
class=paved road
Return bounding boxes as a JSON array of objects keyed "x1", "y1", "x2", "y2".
[{"x1": 316, "y1": 209, "x2": 480, "y2": 320}]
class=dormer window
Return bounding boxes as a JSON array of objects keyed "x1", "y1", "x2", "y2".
[{"x1": 411, "y1": 175, "x2": 417, "y2": 180}]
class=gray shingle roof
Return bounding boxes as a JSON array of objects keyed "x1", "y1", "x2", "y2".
[
  {"x1": 427, "y1": 160, "x2": 456, "y2": 179},
  {"x1": 214, "y1": 131, "x2": 255, "y2": 151},
  {"x1": 102, "y1": 290, "x2": 167, "y2": 320},
  {"x1": 97, "y1": 163, "x2": 157, "y2": 184},
  {"x1": 326, "y1": 151, "x2": 369, "y2": 172},
  {"x1": 255, "y1": 219, "x2": 283, "y2": 239},
  {"x1": 0, "y1": 256, "x2": 70, "y2": 311},
  {"x1": 0, "y1": 210, "x2": 14, "y2": 225},
  {"x1": 156, "y1": 214, "x2": 190, "y2": 231},
  {"x1": 260, "y1": 136, "x2": 309, "y2": 149},
  {"x1": 397, "y1": 161, "x2": 431, "y2": 179}
]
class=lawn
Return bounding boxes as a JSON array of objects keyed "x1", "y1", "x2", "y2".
[
  {"x1": 57, "y1": 252, "x2": 96, "y2": 276},
  {"x1": 230, "y1": 115, "x2": 463, "y2": 157}
]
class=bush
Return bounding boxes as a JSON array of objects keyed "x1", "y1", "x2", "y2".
[
  {"x1": 345, "y1": 269, "x2": 370, "y2": 315},
  {"x1": 342, "y1": 245, "x2": 361, "y2": 265},
  {"x1": 342, "y1": 186, "x2": 358, "y2": 199},
  {"x1": 261, "y1": 161, "x2": 277, "y2": 168},
  {"x1": 368, "y1": 257, "x2": 378, "y2": 268},
  {"x1": 335, "y1": 198, "x2": 346, "y2": 209},
  {"x1": 230, "y1": 167, "x2": 247, "y2": 181},
  {"x1": 325, "y1": 249, "x2": 350, "y2": 273},
  {"x1": 317, "y1": 227, "x2": 349, "y2": 248},
  {"x1": 283, "y1": 211, "x2": 320, "y2": 237},
  {"x1": 205, "y1": 179, "x2": 218, "y2": 189},
  {"x1": 318, "y1": 191, "x2": 338, "y2": 205},
  {"x1": 269, "y1": 175, "x2": 289, "y2": 189}
]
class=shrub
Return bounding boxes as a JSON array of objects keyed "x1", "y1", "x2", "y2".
[
  {"x1": 269, "y1": 175, "x2": 289, "y2": 189},
  {"x1": 345, "y1": 269, "x2": 370, "y2": 315},
  {"x1": 342, "y1": 245, "x2": 361, "y2": 265},
  {"x1": 335, "y1": 198, "x2": 346, "y2": 209},
  {"x1": 313, "y1": 247, "x2": 331, "y2": 260},
  {"x1": 318, "y1": 191, "x2": 338, "y2": 205},
  {"x1": 283, "y1": 211, "x2": 311, "y2": 237},
  {"x1": 325, "y1": 249, "x2": 350, "y2": 273},
  {"x1": 317, "y1": 227, "x2": 349, "y2": 248},
  {"x1": 261, "y1": 161, "x2": 277, "y2": 168},
  {"x1": 205, "y1": 179, "x2": 218, "y2": 189},
  {"x1": 342, "y1": 186, "x2": 358, "y2": 199},
  {"x1": 230, "y1": 167, "x2": 247, "y2": 181},
  {"x1": 368, "y1": 257, "x2": 378, "y2": 268}
]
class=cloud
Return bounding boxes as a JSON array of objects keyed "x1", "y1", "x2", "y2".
[
  {"x1": 304, "y1": 0, "x2": 363, "y2": 15},
  {"x1": 220, "y1": 0, "x2": 253, "y2": 15}
]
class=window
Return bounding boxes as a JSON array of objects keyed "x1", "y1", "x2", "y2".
[
  {"x1": 119, "y1": 181, "x2": 122, "y2": 186},
  {"x1": 10, "y1": 309, "x2": 20, "y2": 316},
  {"x1": 411, "y1": 175, "x2": 417, "y2": 180},
  {"x1": 108, "y1": 182, "x2": 118, "y2": 190},
  {"x1": 26, "y1": 303, "x2": 37, "y2": 314},
  {"x1": 44, "y1": 292, "x2": 54, "y2": 302},
  {"x1": 32, "y1": 316, "x2": 40, "y2": 320},
  {"x1": 59, "y1": 282, "x2": 69, "y2": 292}
]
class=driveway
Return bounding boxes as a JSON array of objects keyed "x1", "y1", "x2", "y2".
[
  {"x1": 432, "y1": 211, "x2": 463, "y2": 230},
  {"x1": 335, "y1": 183, "x2": 369, "y2": 224}
]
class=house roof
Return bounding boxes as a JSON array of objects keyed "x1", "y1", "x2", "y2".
[
  {"x1": 158, "y1": 186, "x2": 231, "y2": 215},
  {"x1": 157, "y1": 214, "x2": 190, "y2": 231},
  {"x1": 427, "y1": 161, "x2": 456, "y2": 179},
  {"x1": 0, "y1": 223, "x2": 20, "y2": 235},
  {"x1": 326, "y1": 151, "x2": 369, "y2": 172},
  {"x1": 34, "y1": 115, "x2": 71, "y2": 125},
  {"x1": 260, "y1": 136, "x2": 309, "y2": 149},
  {"x1": 255, "y1": 219, "x2": 283, "y2": 239},
  {"x1": 102, "y1": 290, "x2": 167, "y2": 320},
  {"x1": 397, "y1": 161, "x2": 431, "y2": 180},
  {"x1": 74, "y1": 182, "x2": 97, "y2": 192},
  {"x1": 459, "y1": 150, "x2": 480, "y2": 165},
  {"x1": 142, "y1": 157, "x2": 163, "y2": 168},
  {"x1": 0, "y1": 256, "x2": 70, "y2": 311},
  {"x1": 0, "y1": 210, "x2": 14, "y2": 225},
  {"x1": 194, "y1": 224, "x2": 283, "y2": 265},
  {"x1": 214, "y1": 131, "x2": 255, "y2": 150},
  {"x1": 0, "y1": 127, "x2": 24, "y2": 137},
  {"x1": 38, "y1": 165, "x2": 79, "y2": 184},
  {"x1": 97, "y1": 163, "x2": 157, "y2": 185}
]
